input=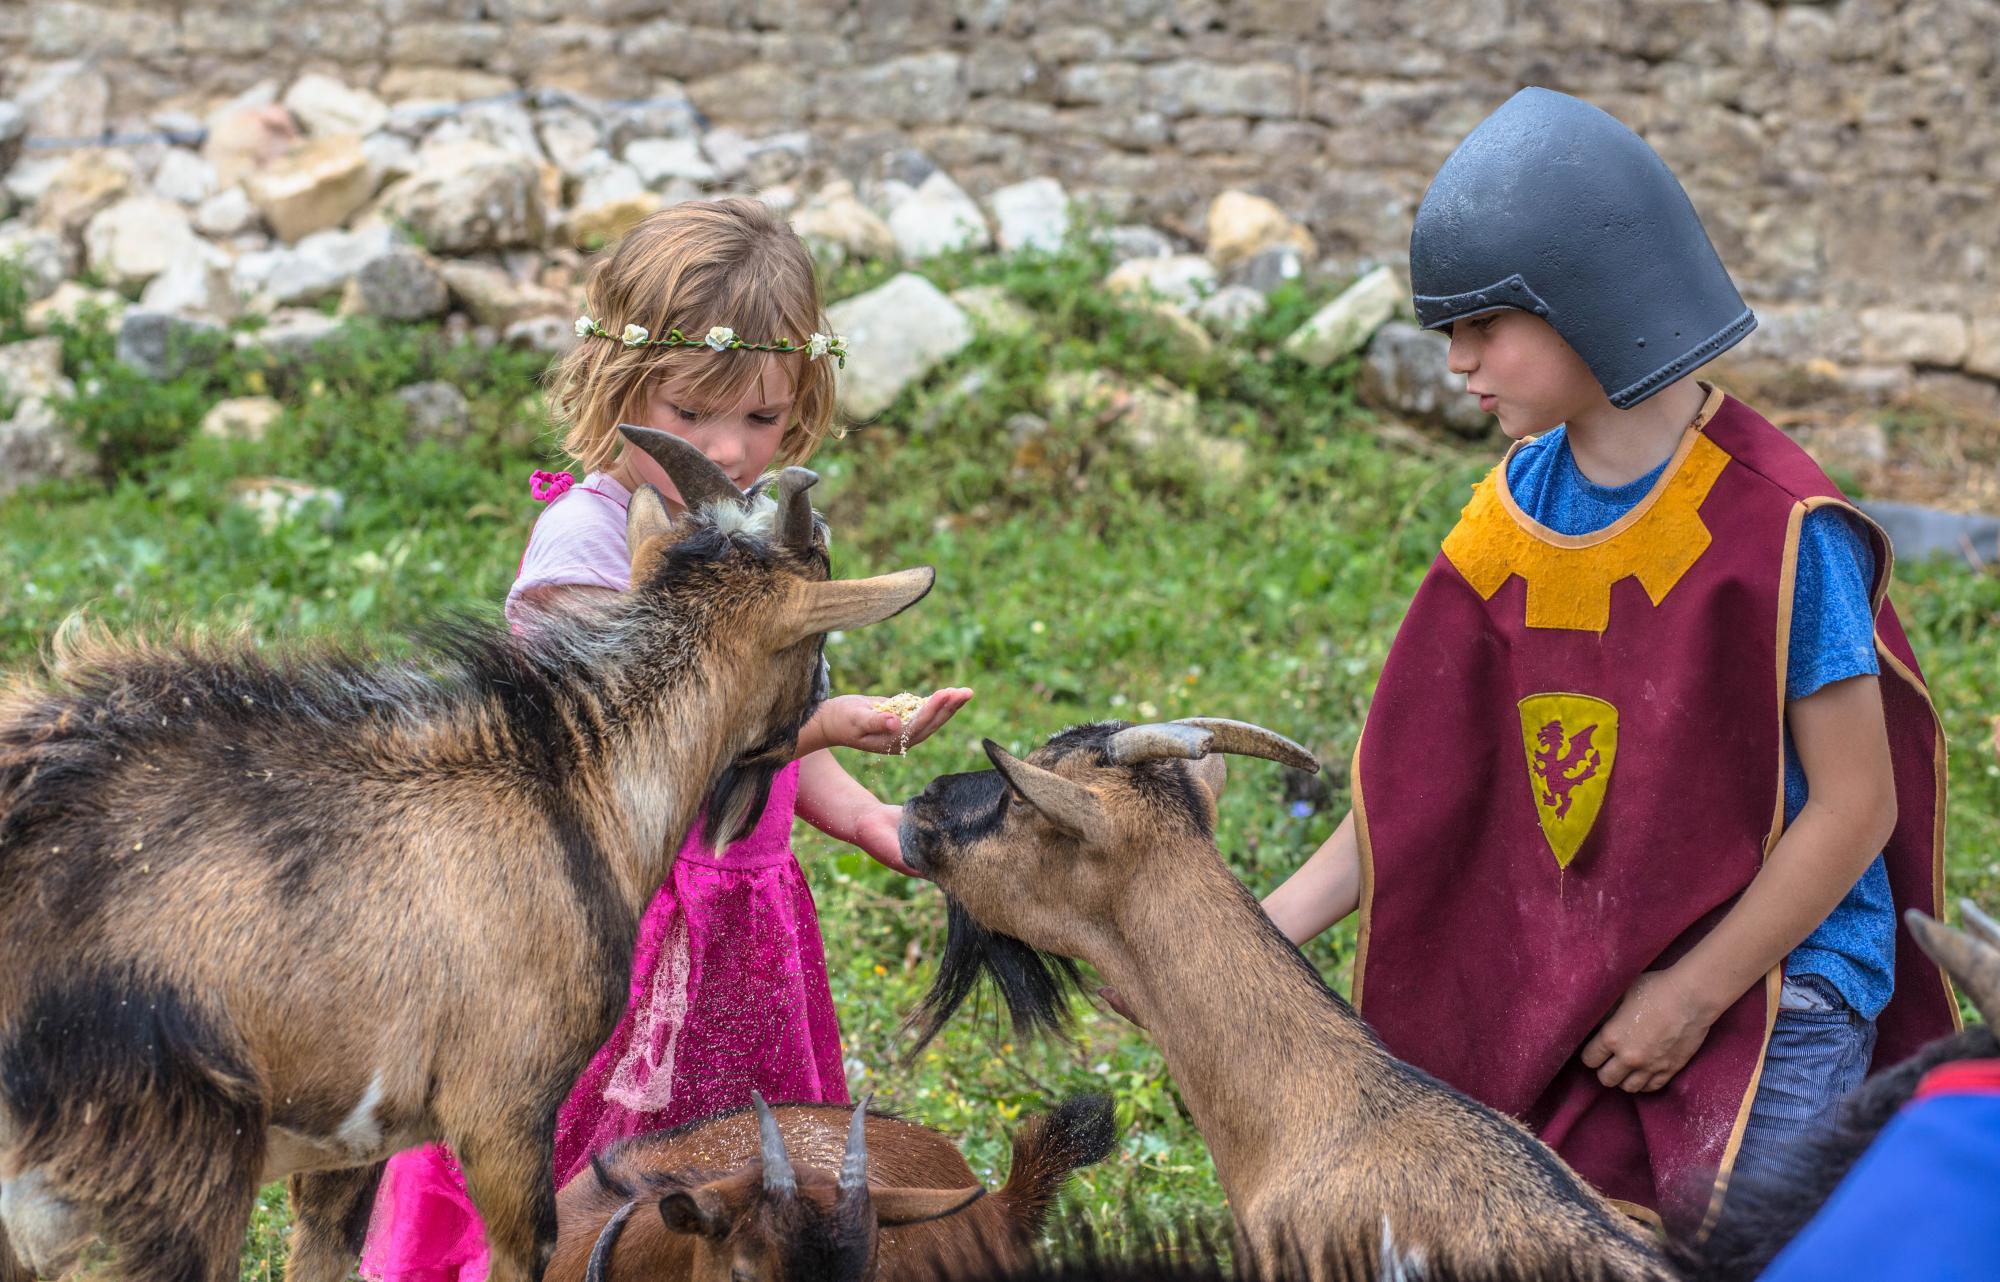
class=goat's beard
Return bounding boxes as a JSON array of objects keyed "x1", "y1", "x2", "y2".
[
  {"x1": 907, "y1": 897, "x2": 1086, "y2": 1056},
  {"x1": 704, "y1": 758, "x2": 782, "y2": 851}
]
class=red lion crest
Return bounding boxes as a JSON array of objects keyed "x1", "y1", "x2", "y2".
[{"x1": 1531, "y1": 720, "x2": 1601, "y2": 820}]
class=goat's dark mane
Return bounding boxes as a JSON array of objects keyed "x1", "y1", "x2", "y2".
[{"x1": 908, "y1": 896, "x2": 1088, "y2": 1055}]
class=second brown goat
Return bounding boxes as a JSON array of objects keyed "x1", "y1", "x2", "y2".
[{"x1": 549, "y1": 1092, "x2": 1118, "y2": 1282}]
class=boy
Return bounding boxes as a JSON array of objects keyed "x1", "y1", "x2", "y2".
[{"x1": 1263, "y1": 88, "x2": 1956, "y2": 1232}]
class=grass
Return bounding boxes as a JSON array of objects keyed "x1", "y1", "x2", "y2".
[{"x1": 1, "y1": 238, "x2": 1996, "y2": 1278}]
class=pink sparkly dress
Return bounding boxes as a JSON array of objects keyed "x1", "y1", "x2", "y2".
[{"x1": 359, "y1": 472, "x2": 849, "y2": 1281}]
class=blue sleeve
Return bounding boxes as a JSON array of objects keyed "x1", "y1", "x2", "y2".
[{"x1": 1786, "y1": 508, "x2": 1881, "y2": 702}]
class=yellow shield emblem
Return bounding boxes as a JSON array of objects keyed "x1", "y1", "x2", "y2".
[{"x1": 1518, "y1": 694, "x2": 1618, "y2": 869}]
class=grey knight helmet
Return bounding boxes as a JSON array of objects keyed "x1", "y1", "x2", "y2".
[{"x1": 1408, "y1": 87, "x2": 1756, "y2": 409}]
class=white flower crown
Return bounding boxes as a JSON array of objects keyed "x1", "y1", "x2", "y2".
[{"x1": 574, "y1": 318, "x2": 848, "y2": 368}]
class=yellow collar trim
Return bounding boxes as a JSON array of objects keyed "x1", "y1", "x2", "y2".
[{"x1": 1441, "y1": 388, "x2": 1731, "y2": 632}]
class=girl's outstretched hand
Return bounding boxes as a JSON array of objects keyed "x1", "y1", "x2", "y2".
[{"x1": 812, "y1": 689, "x2": 973, "y2": 756}]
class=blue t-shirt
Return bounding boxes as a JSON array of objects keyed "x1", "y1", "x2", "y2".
[{"x1": 1506, "y1": 428, "x2": 1896, "y2": 1018}]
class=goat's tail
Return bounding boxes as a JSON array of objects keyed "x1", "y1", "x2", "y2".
[{"x1": 993, "y1": 1093, "x2": 1118, "y2": 1236}]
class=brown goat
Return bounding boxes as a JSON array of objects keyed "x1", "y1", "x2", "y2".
[
  {"x1": 899, "y1": 718, "x2": 1674, "y2": 1282},
  {"x1": 547, "y1": 1091, "x2": 1118, "y2": 1282},
  {"x1": 0, "y1": 429, "x2": 933, "y2": 1282}
]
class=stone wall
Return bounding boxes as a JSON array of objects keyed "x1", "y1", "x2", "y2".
[{"x1": 4, "y1": 0, "x2": 1998, "y2": 382}]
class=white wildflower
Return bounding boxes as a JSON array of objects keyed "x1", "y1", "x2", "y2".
[
  {"x1": 704, "y1": 325, "x2": 736, "y2": 351},
  {"x1": 621, "y1": 323, "x2": 649, "y2": 346},
  {"x1": 574, "y1": 315, "x2": 594, "y2": 337},
  {"x1": 808, "y1": 332, "x2": 834, "y2": 359}
]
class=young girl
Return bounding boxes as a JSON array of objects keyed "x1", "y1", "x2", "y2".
[{"x1": 361, "y1": 198, "x2": 972, "y2": 1280}]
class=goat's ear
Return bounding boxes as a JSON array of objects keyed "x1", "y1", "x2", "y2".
[
  {"x1": 657, "y1": 1184, "x2": 735, "y2": 1239},
  {"x1": 872, "y1": 1185, "x2": 986, "y2": 1228},
  {"x1": 626, "y1": 483, "x2": 677, "y2": 584},
  {"x1": 776, "y1": 567, "x2": 935, "y2": 648},
  {"x1": 984, "y1": 741, "x2": 1114, "y2": 848},
  {"x1": 1188, "y1": 753, "x2": 1228, "y2": 804}
]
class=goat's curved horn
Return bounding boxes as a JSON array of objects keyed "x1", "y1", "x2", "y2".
[
  {"x1": 751, "y1": 1090, "x2": 796, "y2": 1197},
  {"x1": 1175, "y1": 718, "x2": 1320, "y2": 773},
  {"x1": 775, "y1": 467, "x2": 820, "y2": 549},
  {"x1": 838, "y1": 1094, "x2": 872, "y2": 1200},
  {"x1": 1105, "y1": 718, "x2": 1320, "y2": 774},
  {"x1": 617, "y1": 423, "x2": 745, "y2": 514},
  {"x1": 1906, "y1": 901, "x2": 2000, "y2": 1026},
  {"x1": 984, "y1": 740, "x2": 1114, "y2": 847},
  {"x1": 1103, "y1": 722, "x2": 1213, "y2": 765}
]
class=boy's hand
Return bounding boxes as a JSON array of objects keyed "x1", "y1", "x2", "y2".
[
  {"x1": 1580, "y1": 968, "x2": 1720, "y2": 1093},
  {"x1": 811, "y1": 689, "x2": 973, "y2": 756},
  {"x1": 851, "y1": 802, "x2": 917, "y2": 876}
]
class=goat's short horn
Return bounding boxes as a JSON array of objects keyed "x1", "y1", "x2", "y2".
[
  {"x1": 1106, "y1": 718, "x2": 1320, "y2": 774},
  {"x1": 1906, "y1": 902, "x2": 2000, "y2": 1027},
  {"x1": 839, "y1": 1094, "x2": 872, "y2": 1198},
  {"x1": 775, "y1": 467, "x2": 819, "y2": 549},
  {"x1": 751, "y1": 1090, "x2": 796, "y2": 1197},
  {"x1": 617, "y1": 424, "x2": 745, "y2": 514}
]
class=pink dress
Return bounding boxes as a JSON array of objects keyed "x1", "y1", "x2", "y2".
[{"x1": 359, "y1": 472, "x2": 849, "y2": 1281}]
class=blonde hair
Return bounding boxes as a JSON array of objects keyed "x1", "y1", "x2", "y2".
[{"x1": 551, "y1": 198, "x2": 839, "y2": 474}]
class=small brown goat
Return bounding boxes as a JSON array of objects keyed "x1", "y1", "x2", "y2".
[
  {"x1": 0, "y1": 429, "x2": 934, "y2": 1282},
  {"x1": 547, "y1": 1091, "x2": 1118, "y2": 1282},
  {"x1": 899, "y1": 718, "x2": 1673, "y2": 1282}
]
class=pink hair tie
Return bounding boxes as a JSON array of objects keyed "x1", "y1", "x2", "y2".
[{"x1": 529, "y1": 470, "x2": 575, "y2": 502}]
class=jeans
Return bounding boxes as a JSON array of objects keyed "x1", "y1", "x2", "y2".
[{"x1": 1732, "y1": 973, "x2": 1878, "y2": 1187}]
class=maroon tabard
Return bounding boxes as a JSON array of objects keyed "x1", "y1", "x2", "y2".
[{"x1": 1351, "y1": 390, "x2": 1955, "y2": 1232}]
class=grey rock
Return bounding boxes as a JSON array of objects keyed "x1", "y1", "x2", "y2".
[
  {"x1": 988, "y1": 178, "x2": 1070, "y2": 254},
  {"x1": 116, "y1": 309, "x2": 226, "y2": 380},
  {"x1": 1104, "y1": 254, "x2": 1217, "y2": 313},
  {"x1": 363, "y1": 131, "x2": 421, "y2": 187},
  {"x1": 1230, "y1": 245, "x2": 1306, "y2": 295},
  {"x1": 437, "y1": 259, "x2": 569, "y2": 328},
  {"x1": 624, "y1": 137, "x2": 716, "y2": 188},
  {"x1": 824, "y1": 272, "x2": 974, "y2": 420},
  {"x1": 0, "y1": 222, "x2": 74, "y2": 303},
  {"x1": 1358, "y1": 322, "x2": 1489, "y2": 438},
  {"x1": 150, "y1": 149, "x2": 218, "y2": 206},
  {"x1": 235, "y1": 309, "x2": 344, "y2": 366},
  {"x1": 1858, "y1": 501, "x2": 2000, "y2": 569},
  {"x1": 887, "y1": 171, "x2": 992, "y2": 261},
  {"x1": 84, "y1": 195, "x2": 203, "y2": 292},
  {"x1": 536, "y1": 103, "x2": 605, "y2": 178},
  {"x1": 193, "y1": 187, "x2": 259, "y2": 238},
  {"x1": 0, "y1": 335, "x2": 92, "y2": 496},
  {"x1": 1193, "y1": 285, "x2": 1269, "y2": 335},
  {"x1": 385, "y1": 142, "x2": 547, "y2": 254},
  {"x1": 234, "y1": 225, "x2": 398, "y2": 308},
  {"x1": 603, "y1": 95, "x2": 702, "y2": 153},
  {"x1": 284, "y1": 74, "x2": 391, "y2": 139},
  {"x1": 139, "y1": 247, "x2": 239, "y2": 321},
  {"x1": 503, "y1": 314, "x2": 580, "y2": 356},
  {"x1": 873, "y1": 149, "x2": 938, "y2": 189},
  {"x1": 396, "y1": 380, "x2": 472, "y2": 445},
  {"x1": 344, "y1": 247, "x2": 450, "y2": 321},
  {"x1": 1096, "y1": 224, "x2": 1178, "y2": 264},
  {"x1": 1283, "y1": 265, "x2": 1405, "y2": 367}
]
